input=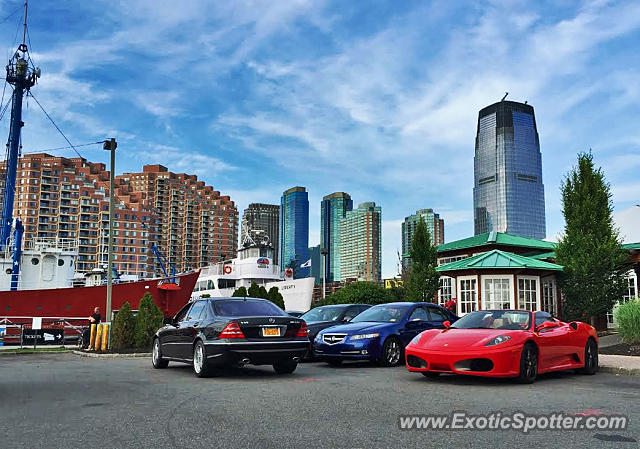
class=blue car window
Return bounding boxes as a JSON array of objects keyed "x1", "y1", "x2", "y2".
[
  {"x1": 427, "y1": 307, "x2": 448, "y2": 322},
  {"x1": 408, "y1": 307, "x2": 429, "y2": 321}
]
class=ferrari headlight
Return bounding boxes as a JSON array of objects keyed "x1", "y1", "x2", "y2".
[
  {"x1": 350, "y1": 333, "x2": 379, "y2": 340},
  {"x1": 485, "y1": 335, "x2": 511, "y2": 346}
]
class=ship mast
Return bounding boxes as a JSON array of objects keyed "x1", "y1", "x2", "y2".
[{"x1": 1, "y1": 1, "x2": 40, "y2": 289}]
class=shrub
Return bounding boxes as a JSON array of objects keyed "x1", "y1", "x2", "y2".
[
  {"x1": 111, "y1": 301, "x2": 136, "y2": 349},
  {"x1": 232, "y1": 286, "x2": 248, "y2": 297},
  {"x1": 267, "y1": 286, "x2": 285, "y2": 310},
  {"x1": 134, "y1": 293, "x2": 164, "y2": 349},
  {"x1": 315, "y1": 282, "x2": 394, "y2": 307},
  {"x1": 614, "y1": 299, "x2": 640, "y2": 344},
  {"x1": 247, "y1": 282, "x2": 261, "y2": 298}
]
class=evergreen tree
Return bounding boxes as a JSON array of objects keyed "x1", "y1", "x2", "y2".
[
  {"x1": 555, "y1": 152, "x2": 629, "y2": 326},
  {"x1": 258, "y1": 285, "x2": 269, "y2": 299},
  {"x1": 134, "y1": 293, "x2": 164, "y2": 349},
  {"x1": 111, "y1": 301, "x2": 135, "y2": 349},
  {"x1": 232, "y1": 286, "x2": 248, "y2": 297},
  {"x1": 405, "y1": 218, "x2": 439, "y2": 302},
  {"x1": 267, "y1": 286, "x2": 286, "y2": 309},
  {"x1": 247, "y1": 281, "x2": 261, "y2": 298}
]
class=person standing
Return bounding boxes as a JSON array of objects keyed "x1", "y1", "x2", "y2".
[{"x1": 82, "y1": 307, "x2": 101, "y2": 349}]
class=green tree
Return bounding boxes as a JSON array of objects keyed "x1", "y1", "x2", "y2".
[
  {"x1": 267, "y1": 286, "x2": 286, "y2": 310},
  {"x1": 111, "y1": 301, "x2": 135, "y2": 350},
  {"x1": 258, "y1": 285, "x2": 269, "y2": 299},
  {"x1": 405, "y1": 218, "x2": 439, "y2": 302},
  {"x1": 247, "y1": 281, "x2": 261, "y2": 298},
  {"x1": 232, "y1": 286, "x2": 248, "y2": 297},
  {"x1": 134, "y1": 293, "x2": 164, "y2": 349},
  {"x1": 316, "y1": 281, "x2": 393, "y2": 307},
  {"x1": 555, "y1": 152, "x2": 629, "y2": 326}
]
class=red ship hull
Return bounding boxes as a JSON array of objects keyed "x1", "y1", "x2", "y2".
[{"x1": 0, "y1": 270, "x2": 199, "y2": 319}]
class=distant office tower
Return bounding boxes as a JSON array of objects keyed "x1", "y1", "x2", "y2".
[
  {"x1": 402, "y1": 209, "x2": 445, "y2": 267},
  {"x1": 308, "y1": 245, "x2": 322, "y2": 284},
  {"x1": 339, "y1": 202, "x2": 382, "y2": 282},
  {"x1": 473, "y1": 100, "x2": 546, "y2": 239},
  {"x1": 321, "y1": 192, "x2": 353, "y2": 283},
  {"x1": 279, "y1": 186, "x2": 309, "y2": 278},
  {"x1": 241, "y1": 203, "x2": 280, "y2": 261}
]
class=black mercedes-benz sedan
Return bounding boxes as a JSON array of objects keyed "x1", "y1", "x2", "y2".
[{"x1": 152, "y1": 297, "x2": 309, "y2": 377}]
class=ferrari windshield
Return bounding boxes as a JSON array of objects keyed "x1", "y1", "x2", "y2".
[
  {"x1": 351, "y1": 305, "x2": 409, "y2": 323},
  {"x1": 451, "y1": 310, "x2": 531, "y2": 330},
  {"x1": 301, "y1": 305, "x2": 347, "y2": 322}
]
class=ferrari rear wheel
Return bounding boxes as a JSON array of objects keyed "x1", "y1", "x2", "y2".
[
  {"x1": 578, "y1": 339, "x2": 599, "y2": 375},
  {"x1": 517, "y1": 343, "x2": 538, "y2": 384}
]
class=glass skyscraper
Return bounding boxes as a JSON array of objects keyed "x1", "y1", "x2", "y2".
[
  {"x1": 321, "y1": 192, "x2": 353, "y2": 283},
  {"x1": 339, "y1": 202, "x2": 382, "y2": 282},
  {"x1": 279, "y1": 186, "x2": 309, "y2": 278},
  {"x1": 401, "y1": 209, "x2": 445, "y2": 268},
  {"x1": 473, "y1": 100, "x2": 546, "y2": 239}
]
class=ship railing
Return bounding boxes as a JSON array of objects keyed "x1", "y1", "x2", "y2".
[
  {"x1": 24, "y1": 238, "x2": 79, "y2": 252},
  {"x1": 0, "y1": 316, "x2": 88, "y2": 348}
]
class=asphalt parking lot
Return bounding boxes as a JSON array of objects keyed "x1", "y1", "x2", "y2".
[{"x1": 1, "y1": 353, "x2": 638, "y2": 449}]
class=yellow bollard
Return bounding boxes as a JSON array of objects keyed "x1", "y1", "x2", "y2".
[
  {"x1": 94, "y1": 324, "x2": 103, "y2": 351},
  {"x1": 89, "y1": 323, "x2": 97, "y2": 350},
  {"x1": 100, "y1": 324, "x2": 109, "y2": 352}
]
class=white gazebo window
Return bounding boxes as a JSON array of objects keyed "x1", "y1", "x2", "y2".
[
  {"x1": 458, "y1": 276, "x2": 477, "y2": 315},
  {"x1": 483, "y1": 277, "x2": 512, "y2": 309},
  {"x1": 541, "y1": 278, "x2": 556, "y2": 316},
  {"x1": 438, "y1": 276, "x2": 454, "y2": 306},
  {"x1": 518, "y1": 276, "x2": 539, "y2": 311}
]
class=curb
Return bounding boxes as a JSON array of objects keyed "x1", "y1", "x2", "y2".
[
  {"x1": 70, "y1": 350, "x2": 151, "y2": 358},
  {"x1": 599, "y1": 366, "x2": 640, "y2": 376}
]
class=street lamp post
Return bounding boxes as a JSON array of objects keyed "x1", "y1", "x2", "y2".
[
  {"x1": 320, "y1": 248, "x2": 328, "y2": 300},
  {"x1": 103, "y1": 138, "x2": 117, "y2": 323}
]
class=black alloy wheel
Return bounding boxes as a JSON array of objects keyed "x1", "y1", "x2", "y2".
[
  {"x1": 517, "y1": 343, "x2": 538, "y2": 384},
  {"x1": 578, "y1": 339, "x2": 599, "y2": 375}
]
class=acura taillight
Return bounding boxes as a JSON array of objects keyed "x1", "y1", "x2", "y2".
[
  {"x1": 219, "y1": 322, "x2": 245, "y2": 339},
  {"x1": 296, "y1": 322, "x2": 309, "y2": 338}
]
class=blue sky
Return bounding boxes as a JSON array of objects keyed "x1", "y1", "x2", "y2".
[{"x1": 2, "y1": 0, "x2": 640, "y2": 277}]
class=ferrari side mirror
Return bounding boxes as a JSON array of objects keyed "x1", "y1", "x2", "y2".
[{"x1": 443, "y1": 320, "x2": 451, "y2": 329}]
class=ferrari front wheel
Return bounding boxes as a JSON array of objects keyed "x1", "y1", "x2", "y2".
[
  {"x1": 517, "y1": 343, "x2": 538, "y2": 384},
  {"x1": 578, "y1": 339, "x2": 598, "y2": 375}
]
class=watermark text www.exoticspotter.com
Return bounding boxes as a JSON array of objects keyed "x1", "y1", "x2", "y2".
[{"x1": 398, "y1": 412, "x2": 628, "y2": 433}]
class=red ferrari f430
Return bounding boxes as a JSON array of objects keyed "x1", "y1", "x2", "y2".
[{"x1": 405, "y1": 310, "x2": 599, "y2": 383}]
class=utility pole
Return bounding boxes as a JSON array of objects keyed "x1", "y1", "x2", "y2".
[
  {"x1": 103, "y1": 138, "x2": 117, "y2": 323},
  {"x1": 321, "y1": 248, "x2": 328, "y2": 299}
]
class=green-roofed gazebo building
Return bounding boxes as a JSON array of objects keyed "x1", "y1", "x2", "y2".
[{"x1": 435, "y1": 232, "x2": 640, "y2": 327}]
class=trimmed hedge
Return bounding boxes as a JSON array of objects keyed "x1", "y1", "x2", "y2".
[
  {"x1": 134, "y1": 293, "x2": 164, "y2": 349},
  {"x1": 111, "y1": 301, "x2": 136, "y2": 349}
]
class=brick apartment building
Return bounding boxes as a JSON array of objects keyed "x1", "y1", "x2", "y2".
[
  {"x1": 117, "y1": 165, "x2": 238, "y2": 272},
  {"x1": 0, "y1": 154, "x2": 238, "y2": 277}
]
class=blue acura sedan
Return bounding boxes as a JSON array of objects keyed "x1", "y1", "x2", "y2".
[{"x1": 312, "y1": 302, "x2": 458, "y2": 366}]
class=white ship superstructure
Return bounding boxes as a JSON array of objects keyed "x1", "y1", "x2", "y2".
[{"x1": 193, "y1": 243, "x2": 314, "y2": 312}]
